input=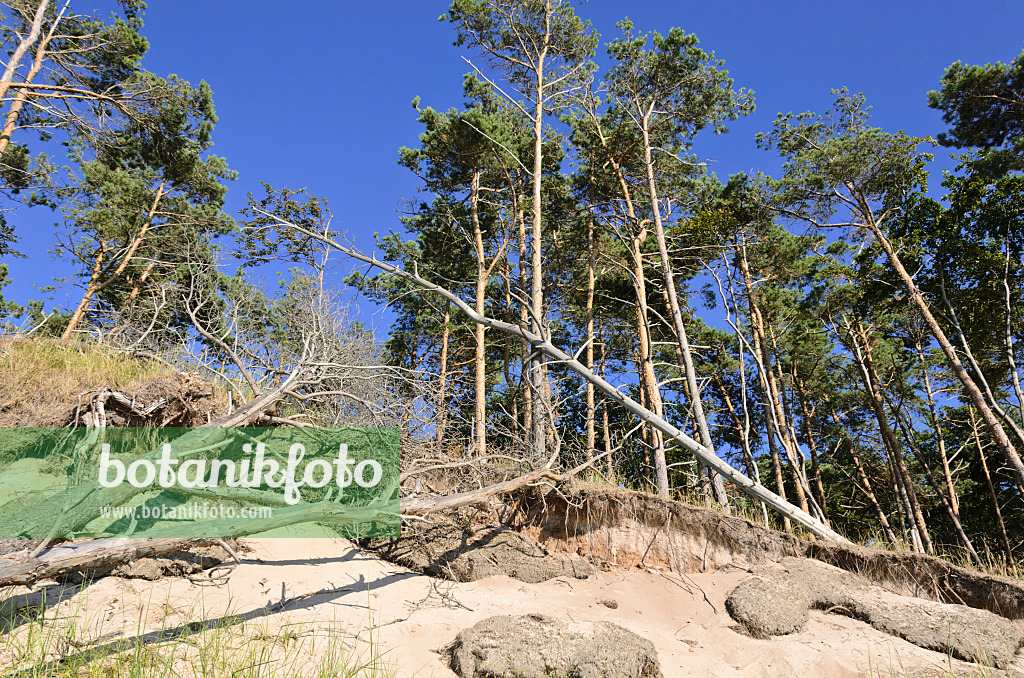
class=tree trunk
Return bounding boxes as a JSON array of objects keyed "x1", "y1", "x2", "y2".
[
  {"x1": 62, "y1": 240, "x2": 107, "y2": 341},
  {"x1": 62, "y1": 181, "x2": 167, "y2": 340},
  {"x1": 640, "y1": 117, "x2": 727, "y2": 507},
  {"x1": 629, "y1": 224, "x2": 668, "y2": 498},
  {"x1": 846, "y1": 316, "x2": 932, "y2": 554},
  {"x1": 915, "y1": 338, "x2": 959, "y2": 515},
  {"x1": 435, "y1": 304, "x2": 452, "y2": 451},
  {"x1": 529, "y1": 45, "x2": 549, "y2": 462},
  {"x1": 585, "y1": 198, "x2": 596, "y2": 460},
  {"x1": 894, "y1": 409, "x2": 981, "y2": 566},
  {"x1": 600, "y1": 336, "x2": 613, "y2": 478},
  {"x1": 793, "y1": 370, "x2": 829, "y2": 524},
  {"x1": 517, "y1": 207, "x2": 532, "y2": 439},
  {"x1": 738, "y1": 241, "x2": 796, "y2": 530},
  {"x1": 0, "y1": 0, "x2": 53, "y2": 157},
  {"x1": 0, "y1": 0, "x2": 48, "y2": 104},
  {"x1": 471, "y1": 169, "x2": 487, "y2": 457}
]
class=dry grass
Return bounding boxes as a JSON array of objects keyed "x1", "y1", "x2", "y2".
[{"x1": 0, "y1": 338, "x2": 226, "y2": 428}]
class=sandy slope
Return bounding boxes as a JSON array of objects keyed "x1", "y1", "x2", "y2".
[{"x1": 3, "y1": 537, "x2": 1019, "y2": 677}]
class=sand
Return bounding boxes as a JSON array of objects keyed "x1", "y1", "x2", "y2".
[{"x1": 2, "y1": 537, "x2": 1021, "y2": 677}]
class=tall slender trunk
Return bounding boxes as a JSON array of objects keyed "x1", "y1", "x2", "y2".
[
  {"x1": 1002, "y1": 239, "x2": 1024, "y2": 423},
  {"x1": 629, "y1": 228, "x2": 668, "y2": 496},
  {"x1": 915, "y1": 339, "x2": 959, "y2": 515},
  {"x1": 793, "y1": 370, "x2": 829, "y2": 524},
  {"x1": 588, "y1": 110, "x2": 667, "y2": 494},
  {"x1": 600, "y1": 338, "x2": 613, "y2": 478},
  {"x1": 846, "y1": 316, "x2": 932, "y2": 553},
  {"x1": 640, "y1": 116, "x2": 727, "y2": 508},
  {"x1": 502, "y1": 262, "x2": 519, "y2": 441},
  {"x1": 738, "y1": 241, "x2": 801, "y2": 528},
  {"x1": 765, "y1": 324, "x2": 814, "y2": 518},
  {"x1": 517, "y1": 207, "x2": 532, "y2": 440},
  {"x1": 529, "y1": 38, "x2": 549, "y2": 462},
  {"x1": 585, "y1": 197, "x2": 596, "y2": 460},
  {"x1": 470, "y1": 169, "x2": 487, "y2": 457}
]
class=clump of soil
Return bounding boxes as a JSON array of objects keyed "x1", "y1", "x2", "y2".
[
  {"x1": 447, "y1": 613, "x2": 663, "y2": 678},
  {"x1": 373, "y1": 522, "x2": 593, "y2": 583},
  {"x1": 726, "y1": 557, "x2": 1024, "y2": 668}
]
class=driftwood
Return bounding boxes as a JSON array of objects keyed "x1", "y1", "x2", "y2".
[
  {"x1": 0, "y1": 538, "x2": 219, "y2": 587},
  {"x1": 255, "y1": 211, "x2": 849, "y2": 543},
  {"x1": 0, "y1": 465, "x2": 562, "y2": 588}
]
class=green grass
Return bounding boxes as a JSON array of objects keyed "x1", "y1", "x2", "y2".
[{"x1": 0, "y1": 583, "x2": 398, "y2": 678}]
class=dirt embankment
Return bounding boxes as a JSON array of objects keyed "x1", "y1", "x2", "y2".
[{"x1": 510, "y1": 483, "x2": 1024, "y2": 620}]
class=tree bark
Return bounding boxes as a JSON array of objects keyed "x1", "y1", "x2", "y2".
[
  {"x1": 585, "y1": 198, "x2": 597, "y2": 460},
  {"x1": 471, "y1": 168, "x2": 487, "y2": 457},
  {"x1": 529, "y1": 26, "x2": 550, "y2": 462},
  {"x1": 793, "y1": 369, "x2": 829, "y2": 524},
  {"x1": 0, "y1": 1, "x2": 48, "y2": 104}
]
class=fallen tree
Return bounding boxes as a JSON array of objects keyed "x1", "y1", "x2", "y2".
[
  {"x1": 252, "y1": 210, "x2": 850, "y2": 543},
  {"x1": 0, "y1": 463, "x2": 573, "y2": 588}
]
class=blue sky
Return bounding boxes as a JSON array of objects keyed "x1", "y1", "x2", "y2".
[{"x1": 5, "y1": 0, "x2": 1024, "y2": 335}]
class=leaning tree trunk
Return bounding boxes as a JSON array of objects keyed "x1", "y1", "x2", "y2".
[
  {"x1": 866, "y1": 215, "x2": 1024, "y2": 496},
  {"x1": 846, "y1": 316, "x2": 932, "y2": 554},
  {"x1": 640, "y1": 118, "x2": 727, "y2": 508},
  {"x1": 267, "y1": 215, "x2": 850, "y2": 543}
]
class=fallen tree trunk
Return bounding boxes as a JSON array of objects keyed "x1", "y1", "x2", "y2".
[
  {"x1": 256, "y1": 210, "x2": 849, "y2": 543},
  {"x1": 0, "y1": 465, "x2": 563, "y2": 588},
  {"x1": 0, "y1": 538, "x2": 219, "y2": 587}
]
